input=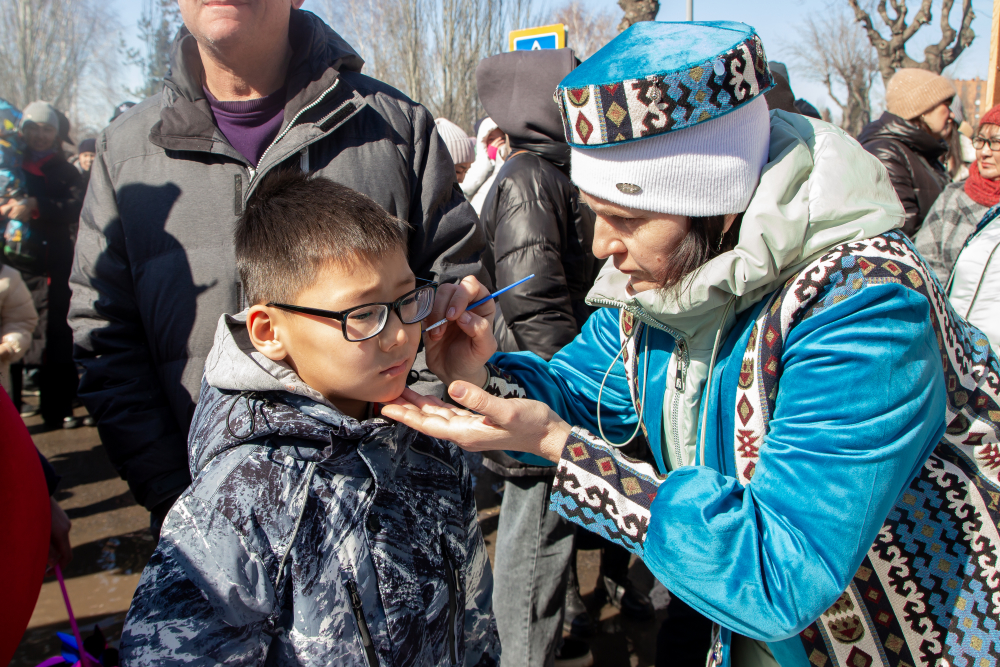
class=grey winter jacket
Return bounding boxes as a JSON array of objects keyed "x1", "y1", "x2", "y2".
[
  {"x1": 69, "y1": 10, "x2": 486, "y2": 512},
  {"x1": 120, "y1": 313, "x2": 500, "y2": 666},
  {"x1": 914, "y1": 180, "x2": 988, "y2": 283}
]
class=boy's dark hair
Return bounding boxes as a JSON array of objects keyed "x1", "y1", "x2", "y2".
[{"x1": 235, "y1": 169, "x2": 410, "y2": 305}]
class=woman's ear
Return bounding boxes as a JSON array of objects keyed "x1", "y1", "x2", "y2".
[
  {"x1": 722, "y1": 213, "x2": 739, "y2": 234},
  {"x1": 247, "y1": 306, "x2": 288, "y2": 361}
]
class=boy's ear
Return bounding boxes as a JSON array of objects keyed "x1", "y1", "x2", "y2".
[{"x1": 246, "y1": 306, "x2": 288, "y2": 361}]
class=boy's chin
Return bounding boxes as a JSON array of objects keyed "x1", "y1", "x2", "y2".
[{"x1": 371, "y1": 376, "x2": 409, "y2": 405}]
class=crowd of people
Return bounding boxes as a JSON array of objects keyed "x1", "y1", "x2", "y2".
[{"x1": 3, "y1": 2, "x2": 1000, "y2": 667}]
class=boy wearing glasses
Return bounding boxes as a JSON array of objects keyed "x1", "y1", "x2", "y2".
[{"x1": 120, "y1": 170, "x2": 500, "y2": 667}]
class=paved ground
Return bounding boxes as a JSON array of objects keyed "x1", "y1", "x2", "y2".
[{"x1": 13, "y1": 401, "x2": 669, "y2": 667}]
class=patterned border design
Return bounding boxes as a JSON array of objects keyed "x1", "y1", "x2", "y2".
[
  {"x1": 556, "y1": 32, "x2": 774, "y2": 147},
  {"x1": 483, "y1": 363, "x2": 527, "y2": 400},
  {"x1": 550, "y1": 427, "x2": 664, "y2": 555},
  {"x1": 736, "y1": 231, "x2": 1000, "y2": 667}
]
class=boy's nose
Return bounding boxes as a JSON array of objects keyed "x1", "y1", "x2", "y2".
[{"x1": 379, "y1": 311, "x2": 410, "y2": 350}]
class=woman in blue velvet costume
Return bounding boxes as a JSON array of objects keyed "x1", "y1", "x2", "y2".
[{"x1": 383, "y1": 21, "x2": 1000, "y2": 667}]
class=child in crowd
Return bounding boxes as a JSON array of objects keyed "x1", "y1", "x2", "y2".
[
  {"x1": 120, "y1": 170, "x2": 500, "y2": 666},
  {"x1": 0, "y1": 99, "x2": 24, "y2": 200}
]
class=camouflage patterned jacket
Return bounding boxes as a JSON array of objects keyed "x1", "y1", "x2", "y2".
[{"x1": 120, "y1": 313, "x2": 500, "y2": 666}]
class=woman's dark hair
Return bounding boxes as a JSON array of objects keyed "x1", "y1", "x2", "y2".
[{"x1": 660, "y1": 214, "x2": 743, "y2": 292}]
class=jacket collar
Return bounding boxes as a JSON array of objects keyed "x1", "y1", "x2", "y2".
[
  {"x1": 510, "y1": 139, "x2": 571, "y2": 174},
  {"x1": 149, "y1": 9, "x2": 364, "y2": 158},
  {"x1": 587, "y1": 110, "x2": 905, "y2": 348},
  {"x1": 858, "y1": 111, "x2": 948, "y2": 161}
]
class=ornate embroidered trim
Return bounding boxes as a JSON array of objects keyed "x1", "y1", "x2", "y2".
[
  {"x1": 556, "y1": 32, "x2": 773, "y2": 147},
  {"x1": 550, "y1": 427, "x2": 664, "y2": 555},
  {"x1": 737, "y1": 231, "x2": 1000, "y2": 667},
  {"x1": 483, "y1": 363, "x2": 526, "y2": 400}
]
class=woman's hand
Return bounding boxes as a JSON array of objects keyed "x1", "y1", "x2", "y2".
[
  {"x1": 382, "y1": 383, "x2": 572, "y2": 463},
  {"x1": 423, "y1": 276, "x2": 497, "y2": 387}
]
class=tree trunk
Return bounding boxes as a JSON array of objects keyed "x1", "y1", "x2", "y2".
[{"x1": 617, "y1": 0, "x2": 658, "y2": 32}]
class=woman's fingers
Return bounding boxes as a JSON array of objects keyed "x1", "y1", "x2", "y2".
[
  {"x1": 448, "y1": 381, "x2": 515, "y2": 425},
  {"x1": 400, "y1": 387, "x2": 448, "y2": 409},
  {"x1": 425, "y1": 275, "x2": 491, "y2": 331},
  {"x1": 381, "y1": 404, "x2": 485, "y2": 441}
]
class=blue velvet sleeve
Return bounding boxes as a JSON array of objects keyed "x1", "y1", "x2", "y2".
[
  {"x1": 491, "y1": 307, "x2": 641, "y2": 462},
  {"x1": 641, "y1": 283, "x2": 946, "y2": 641}
]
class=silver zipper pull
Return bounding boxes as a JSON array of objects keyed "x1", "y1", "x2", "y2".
[{"x1": 675, "y1": 341, "x2": 687, "y2": 391}]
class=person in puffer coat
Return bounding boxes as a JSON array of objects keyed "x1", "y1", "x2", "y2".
[
  {"x1": 858, "y1": 68, "x2": 955, "y2": 237},
  {"x1": 120, "y1": 171, "x2": 499, "y2": 666},
  {"x1": 473, "y1": 48, "x2": 602, "y2": 666}
]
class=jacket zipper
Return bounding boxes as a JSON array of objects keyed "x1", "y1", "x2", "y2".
[
  {"x1": 671, "y1": 339, "x2": 689, "y2": 469},
  {"x1": 248, "y1": 79, "x2": 341, "y2": 184},
  {"x1": 346, "y1": 579, "x2": 379, "y2": 667},
  {"x1": 441, "y1": 536, "x2": 460, "y2": 665},
  {"x1": 587, "y1": 297, "x2": 690, "y2": 470}
]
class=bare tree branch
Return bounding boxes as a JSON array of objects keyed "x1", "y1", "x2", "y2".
[
  {"x1": 0, "y1": 0, "x2": 120, "y2": 134},
  {"x1": 847, "y1": 0, "x2": 975, "y2": 85},
  {"x1": 317, "y1": 0, "x2": 542, "y2": 133},
  {"x1": 551, "y1": 0, "x2": 617, "y2": 60},
  {"x1": 789, "y1": 6, "x2": 879, "y2": 136},
  {"x1": 617, "y1": 0, "x2": 658, "y2": 32}
]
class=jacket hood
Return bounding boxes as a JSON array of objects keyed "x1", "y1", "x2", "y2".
[
  {"x1": 191, "y1": 311, "x2": 402, "y2": 473},
  {"x1": 477, "y1": 48, "x2": 577, "y2": 146},
  {"x1": 203, "y1": 310, "x2": 336, "y2": 405},
  {"x1": 857, "y1": 111, "x2": 947, "y2": 161},
  {"x1": 587, "y1": 110, "x2": 905, "y2": 346},
  {"x1": 510, "y1": 140, "x2": 572, "y2": 172}
]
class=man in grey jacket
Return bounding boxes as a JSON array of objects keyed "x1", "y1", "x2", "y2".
[{"x1": 69, "y1": 1, "x2": 485, "y2": 532}]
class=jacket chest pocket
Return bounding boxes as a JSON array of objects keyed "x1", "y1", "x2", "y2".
[{"x1": 440, "y1": 534, "x2": 465, "y2": 665}]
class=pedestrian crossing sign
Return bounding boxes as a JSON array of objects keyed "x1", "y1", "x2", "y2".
[{"x1": 508, "y1": 24, "x2": 567, "y2": 51}]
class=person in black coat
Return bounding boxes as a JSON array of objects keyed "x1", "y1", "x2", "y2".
[
  {"x1": 1, "y1": 102, "x2": 84, "y2": 428},
  {"x1": 476, "y1": 48, "x2": 603, "y2": 666},
  {"x1": 858, "y1": 68, "x2": 955, "y2": 237}
]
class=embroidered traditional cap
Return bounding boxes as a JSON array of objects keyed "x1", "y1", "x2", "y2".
[
  {"x1": 559, "y1": 21, "x2": 774, "y2": 216},
  {"x1": 555, "y1": 21, "x2": 773, "y2": 148}
]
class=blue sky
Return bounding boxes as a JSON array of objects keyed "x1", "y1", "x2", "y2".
[{"x1": 109, "y1": 0, "x2": 995, "y2": 121}]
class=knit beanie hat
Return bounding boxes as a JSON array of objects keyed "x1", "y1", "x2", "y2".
[
  {"x1": 555, "y1": 21, "x2": 774, "y2": 216},
  {"x1": 20, "y1": 101, "x2": 59, "y2": 131},
  {"x1": 435, "y1": 118, "x2": 475, "y2": 164},
  {"x1": 978, "y1": 103, "x2": 1000, "y2": 131},
  {"x1": 885, "y1": 68, "x2": 956, "y2": 120}
]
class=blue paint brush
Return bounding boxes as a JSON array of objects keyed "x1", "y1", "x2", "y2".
[{"x1": 424, "y1": 274, "x2": 536, "y2": 332}]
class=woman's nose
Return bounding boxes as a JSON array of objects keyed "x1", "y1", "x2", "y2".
[{"x1": 592, "y1": 216, "x2": 625, "y2": 260}]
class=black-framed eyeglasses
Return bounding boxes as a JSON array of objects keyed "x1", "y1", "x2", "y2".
[
  {"x1": 973, "y1": 136, "x2": 1000, "y2": 151},
  {"x1": 268, "y1": 279, "x2": 438, "y2": 342}
]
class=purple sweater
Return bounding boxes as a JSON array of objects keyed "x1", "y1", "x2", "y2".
[{"x1": 205, "y1": 86, "x2": 286, "y2": 166}]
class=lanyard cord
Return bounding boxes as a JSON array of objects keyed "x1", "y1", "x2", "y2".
[
  {"x1": 697, "y1": 296, "x2": 736, "y2": 466},
  {"x1": 597, "y1": 324, "x2": 650, "y2": 448}
]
